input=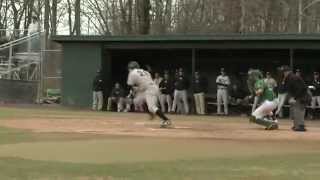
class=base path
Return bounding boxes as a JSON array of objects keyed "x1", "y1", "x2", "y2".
[{"x1": 1, "y1": 112, "x2": 320, "y2": 142}]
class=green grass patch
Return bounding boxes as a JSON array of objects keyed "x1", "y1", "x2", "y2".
[
  {"x1": 0, "y1": 126, "x2": 110, "y2": 145},
  {"x1": 0, "y1": 153, "x2": 319, "y2": 180}
]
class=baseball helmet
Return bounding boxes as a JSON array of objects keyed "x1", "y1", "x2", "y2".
[{"x1": 128, "y1": 61, "x2": 140, "y2": 70}]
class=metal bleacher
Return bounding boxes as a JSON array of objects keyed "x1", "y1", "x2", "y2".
[{"x1": 0, "y1": 31, "x2": 43, "y2": 81}]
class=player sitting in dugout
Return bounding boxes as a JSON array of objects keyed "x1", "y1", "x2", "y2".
[
  {"x1": 107, "y1": 82, "x2": 125, "y2": 112},
  {"x1": 248, "y1": 69, "x2": 279, "y2": 130}
]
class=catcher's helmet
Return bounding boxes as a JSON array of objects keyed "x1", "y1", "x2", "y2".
[{"x1": 128, "y1": 61, "x2": 140, "y2": 70}]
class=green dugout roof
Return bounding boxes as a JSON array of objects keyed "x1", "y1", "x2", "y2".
[
  {"x1": 52, "y1": 33, "x2": 320, "y2": 49},
  {"x1": 52, "y1": 33, "x2": 320, "y2": 41}
]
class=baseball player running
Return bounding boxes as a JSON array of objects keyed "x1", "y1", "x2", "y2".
[
  {"x1": 248, "y1": 69, "x2": 279, "y2": 130},
  {"x1": 127, "y1": 61, "x2": 172, "y2": 128}
]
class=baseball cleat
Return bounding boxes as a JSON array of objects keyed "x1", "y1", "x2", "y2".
[
  {"x1": 265, "y1": 123, "x2": 279, "y2": 130},
  {"x1": 249, "y1": 116, "x2": 256, "y2": 123},
  {"x1": 160, "y1": 120, "x2": 172, "y2": 128},
  {"x1": 292, "y1": 125, "x2": 307, "y2": 132}
]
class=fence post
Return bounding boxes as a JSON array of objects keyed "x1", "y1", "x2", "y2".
[{"x1": 8, "y1": 43, "x2": 12, "y2": 79}]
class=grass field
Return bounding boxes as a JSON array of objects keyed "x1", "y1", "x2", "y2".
[{"x1": 1, "y1": 105, "x2": 320, "y2": 180}]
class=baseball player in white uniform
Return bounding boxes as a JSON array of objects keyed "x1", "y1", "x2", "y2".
[
  {"x1": 216, "y1": 68, "x2": 230, "y2": 115},
  {"x1": 127, "y1": 61, "x2": 172, "y2": 128}
]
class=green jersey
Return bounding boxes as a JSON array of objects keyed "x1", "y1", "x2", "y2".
[{"x1": 255, "y1": 79, "x2": 275, "y2": 101}]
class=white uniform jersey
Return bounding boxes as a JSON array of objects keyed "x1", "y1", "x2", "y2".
[
  {"x1": 127, "y1": 68, "x2": 157, "y2": 92},
  {"x1": 127, "y1": 68, "x2": 160, "y2": 113},
  {"x1": 216, "y1": 75, "x2": 230, "y2": 89}
]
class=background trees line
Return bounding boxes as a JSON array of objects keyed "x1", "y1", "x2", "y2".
[{"x1": 1, "y1": 0, "x2": 320, "y2": 38}]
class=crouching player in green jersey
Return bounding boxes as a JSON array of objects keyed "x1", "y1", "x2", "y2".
[{"x1": 248, "y1": 69, "x2": 279, "y2": 130}]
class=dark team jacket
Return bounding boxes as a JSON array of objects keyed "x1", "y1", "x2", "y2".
[
  {"x1": 92, "y1": 75, "x2": 104, "y2": 91},
  {"x1": 277, "y1": 81, "x2": 287, "y2": 94},
  {"x1": 311, "y1": 79, "x2": 320, "y2": 96},
  {"x1": 159, "y1": 79, "x2": 174, "y2": 94},
  {"x1": 174, "y1": 75, "x2": 189, "y2": 90},
  {"x1": 284, "y1": 73, "x2": 310, "y2": 104},
  {"x1": 193, "y1": 77, "x2": 208, "y2": 93},
  {"x1": 110, "y1": 87, "x2": 125, "y2": 98}
]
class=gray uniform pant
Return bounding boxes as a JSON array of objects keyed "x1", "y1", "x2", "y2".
[
  {"x1": 251, "y1": 96, "x2": 259, "y2": 113},
  {"x1": 194, "y1": 92, "x2": 205, "y2": 114},
  {"x1": 290, "y1": 99, "x2": 305, "y2": 128},
  {"x1": 276, "y1": 93, "x2": 287, "y2": 118},
  {"x1": 107, "y1": 97, "x2": 125, "y2": 112},
  {"x1": 311, "y1": 96, "x2": 320, "y2": 109},
  {"x1": 217, "y1": 89, "x2": 228, "y2": 114},
  {"x1": 92, "y1": 91, "x2": 103, "y2": 111},
  {"x1": 159, "y1": 94, "x2": 172, "y2": 113},
  {"x1": 172, "y1": 90, "x2": 189, "y2": 114}
]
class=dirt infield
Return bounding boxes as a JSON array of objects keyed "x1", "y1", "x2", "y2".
[{"x1": 1, "y1": 112, "x2": 320, "y2": 142}]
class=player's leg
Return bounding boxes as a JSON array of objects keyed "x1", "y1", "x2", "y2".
[
  {"x1": 194, "y1": 93, "x2": 199, "y2": 114},
  {"x1": 97, "y1": 91, "x2": 103, "y2": 111},
  {"x1": 275, "y1": 93, "x2": 287, "y2": 118},
  {"x1": 310, "y1": 96, "x2": 317, "y2": 119},
  {"x1": 217, "y1": 89, "x2": 222, "y2": 114},
  {"x1": 159, "y1": 94, "x2": 166, "y2": 112},
  {"x1": 171, "y1": 90, "x2": 178, "y2": 113},
  {"x1": 92, "y1": 91, "x2": 97, "y2": 110},
  {"x1": 124, "y1": 98, "x2": 132, "y2": 112},
  {"x1": 251, "y1": 100, "x2": 278, "y2": 130},
  {"x1": 251, "y1": 96, "x2": 259, "y2": 113},
  {"x1": 181, "y1": 90, "x2": 189, "y2": 114},
  {"x1": 222, "y1": 90, "x2": 228, "y2": 115},
  {"x1": 107, "y1": 97, "x2": 113, "y2": 111},
  {"x1": 252, "y1": 100, "x2": 277, "y2": 118},
  {"x1": 176, "y1": 91, "x2": 183, "y2": 114},
  {"x1": 133, "y1": 93, "x2": 145, "y2": 112},
  {"x1": 199, "y1": 92, "x2": 205, "y2": 114},
  {"x1": 117, "y1": 97, "x2": 125, "y2": 112},
  {"x1": 315, "y1": 96, "x2": 320, "y2": 118},
  {"x1": 145, "y1": 93, "x2": 170, "y2": 127},
  {"x1": 291, "y1": 100, "x2": 306, "y2": 131},
  {"x1": 166, "y1": 94, "x2": 172, "y2": 113}
]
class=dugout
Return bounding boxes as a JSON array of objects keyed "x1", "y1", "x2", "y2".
[{"x1": 53, "y1": 34, "x2": 320, "y2": 108}]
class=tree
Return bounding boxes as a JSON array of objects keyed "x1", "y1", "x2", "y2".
[{"x1": 137, "y1": 0, "x2": 151, "y2": 34}]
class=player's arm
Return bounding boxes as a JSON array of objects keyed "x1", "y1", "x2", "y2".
[
  {"x1": 255, "y1": 88, "x2": 263, "y2": 96},
  {"x1": 226, "y1": 76, "x2": 231, "y2": 85},
  {"x1": 255, "y1": 82, "x2": 264, "y2": 96}
]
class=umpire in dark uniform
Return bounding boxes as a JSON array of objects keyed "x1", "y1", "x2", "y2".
[{"x1": 282, "y1": 66, "x2": 310, "y2": 131}]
